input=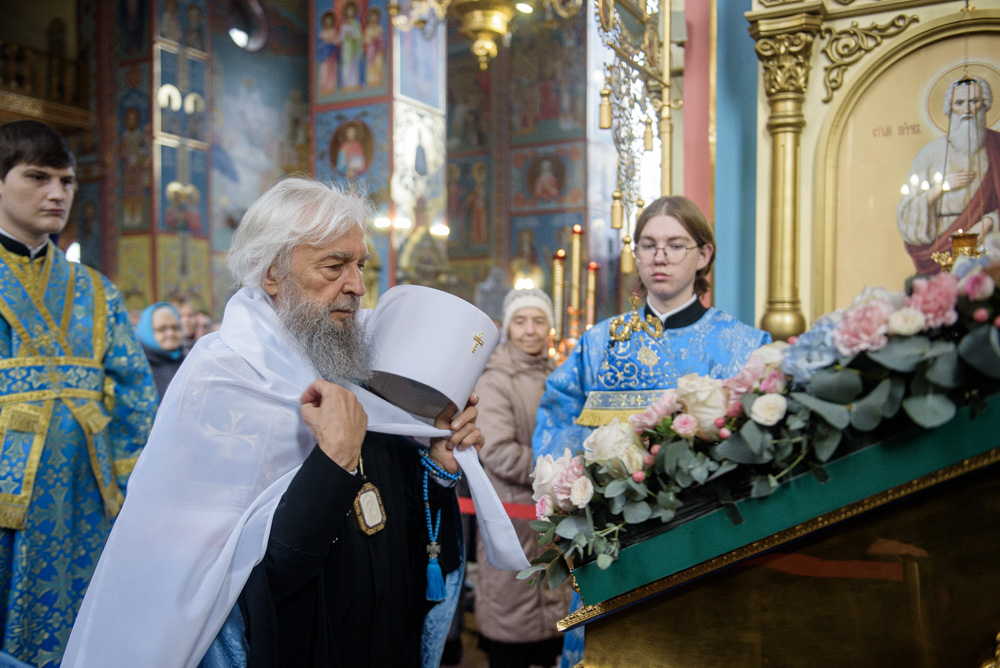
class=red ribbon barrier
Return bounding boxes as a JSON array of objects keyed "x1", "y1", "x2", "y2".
[{"x1": 458, "y1": 496, "x2": 537, "y2": 520}]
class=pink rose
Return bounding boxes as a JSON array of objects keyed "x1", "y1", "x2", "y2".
[
  {"x1": 974, "y1": 307, "x2": 990, "y2": 323},
  {"x1": 553, "y1": 456, "x2": 586, "y2": 508},
  {"x1": 671, "y1": 413, "x2": 699, "y2": 439},
  {"x1": 759, "y1": 369, "x2": 787, "y2": 394},
  {"x1": 723, "y1": 354, "x2": 766, "y2": 406},
  {"x1": 960, "y1": 270, "x2": 996, "y2": 301},
  {"x1": 628, "y1": 389, "x2": 681, "y2": 433},
  {"x1": 833, "y1": 300, "x2": 894, "y2": 356},
  {"x1": 535, "y1": 494, "x2": 556, "y2": 520},
  {"x1": 908, "y1": 273, "x2": 959, "y2": 329}
]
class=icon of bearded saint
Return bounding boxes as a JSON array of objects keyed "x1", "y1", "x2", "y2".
[{"x1": 897, "y1": 75, "x2": 1000, "y2": 274}]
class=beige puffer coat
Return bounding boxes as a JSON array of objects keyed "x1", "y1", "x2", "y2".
[{"x1": 473, "y1": 340, "x2": 571, "y2": 643}]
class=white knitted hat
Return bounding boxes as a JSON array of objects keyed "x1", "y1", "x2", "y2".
[{"x1": 501, "y1": 288, "x2": 554, "y2": 339}]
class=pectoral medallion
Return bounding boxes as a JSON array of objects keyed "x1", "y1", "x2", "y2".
[{"x1": 354, "y1": 482, "x2": 386, "y2": 535}]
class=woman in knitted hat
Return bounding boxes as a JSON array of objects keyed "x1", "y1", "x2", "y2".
[{"x1": 473, "y1": 288, "x2": 570, "y2": 668}]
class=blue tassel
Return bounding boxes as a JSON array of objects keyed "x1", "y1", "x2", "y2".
[{"x1": 426, "y1": 556, "x2": 447, "y2": 601}]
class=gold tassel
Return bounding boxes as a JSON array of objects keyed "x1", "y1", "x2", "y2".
[
  {"x1": 621, "y1": 235, "x2": 635, "y2": 274},
  {"x1": 103, "y1": 376, "x2": 116, "y2": 413},
  {"x1": 611, "y1": 190, "x2": 623, "y2": 230},
  {"x1": 77, "y1": 401, "x2": 112, "y2": 435}
]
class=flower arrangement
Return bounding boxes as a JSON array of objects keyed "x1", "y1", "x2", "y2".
[{"x1": 518, "y1": 235, "x2": 1000, "y2": 590}]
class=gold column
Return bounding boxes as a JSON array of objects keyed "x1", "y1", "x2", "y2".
[
  {"x1": 659, "y1": 4, "x2": 673, "y2": 196},
  {"x1": 750, "y1": 14, "x2": 821, "y2": 341}
]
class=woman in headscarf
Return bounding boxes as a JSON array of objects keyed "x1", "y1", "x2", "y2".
[{"x1": 136, "y1": 302, "x2": 185, "y2": 400}]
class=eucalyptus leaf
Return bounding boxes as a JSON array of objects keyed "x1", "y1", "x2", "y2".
[
  {"x1": 706, "y1": 460, "x2": 738, "y2": 481},
  {"x1": 555, "y1": 515, "x2": 588, "y2": 540},
  {"x1": 812, "y1": 421, "x2": 842, "y2": 462},
  {"x1": 902, "y1": 393, "x2": 957, "y2": 429},
  {"x1": 850, "y1": 378, "x2": 891, "y2": 432},
  {"x1": 808, "y1": 368, "x2": 864, "y2": 403},
  {"x1": 714, "y1": 432, "x2": 772, "y2": 464},
  {"x1": 516, "y1": 564, "x2": 547, "y2": 580},
  {"x1": 750, "y1": 475, "x2": 777, "y2": 498},
  {"x1": 867, "y1": 336, "x2": 931, "y2": 372},
  {"x1": 623, "y1": 500, "x2": 652, "y2": 524},
  {"x1": 883, "y1": 376, "x2": 906, "y2": 418},
  {"x1": 596, "y1": 553, "x2": 615, "y2": 569},
  {"x1": 651, "y1": 506, "x2": 677, "y2": 523},
  {"x1": 604, "y1": 478, "x2": 628, "y2": 499},
  {"x1": 740, "y1": 420, "x2": 764, "y2": 455},
  {"x1": 791, "y1": 392, "x2": 851, "y2": 429},
  {"x1": 627, "y1": 479, "x2": 648, "y2": 499},
  {"x1": 661, "y1": 441, "x2": 690, "y2": 475},
  {"x1": 529, "y1": 519, "x2": 554, "y2": 532},
  {"x1": 547, "y1": 557, "x2": 570, "y2": 589},
  {"x1": 772, "y1": 438, "x2": 793, "y2": 462},
  {"x1": 608, "y1": 495, "x2": 625, "y2": 515},
  {"x1": 958, "y1": 325, "x2": 1000, "y2": 379},
  {"x1": 926, "y1": 348, "x2": 963, "y2": 389},
  {"x1": 657, "y1": 490, "x2": 681, "y2": 510}
]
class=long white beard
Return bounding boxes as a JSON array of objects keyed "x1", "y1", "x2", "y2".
[
  {"x1": 274, "y1": 282, "x2": 375, "y2": 385},
  {"x1": 948, "y1": 109, "x2": 987, "y2": 157}
]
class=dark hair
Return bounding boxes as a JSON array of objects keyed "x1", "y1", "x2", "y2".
[
  {"x1": 633, "y1": 195, "x2": 715, "y2": 296},
  {"x1": 0, "y1": 120, "x2": 75, "y2": 180}
]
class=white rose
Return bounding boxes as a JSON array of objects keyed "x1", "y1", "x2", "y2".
[
  {"x1": 676, "y1": 373, "x2": 729, "y2": 440},
  {"x1": 886, "y1": 306, "x2": 926, "y2": 337},
  {"x1": 569, "y1": 476, "x2": 595, "y2": 509},
  {"x1": 749, "y1": 393, "x2": 788, "y2": 427},
  {"x1": 531, "y1": 449, "x2": 573, "y2": 501},
  {"x1": 582, "y1": 419, "x2": 647, "y2": 474},
  {"x1": 752, "y1": 341, "x2": 789, "y2": 374}
]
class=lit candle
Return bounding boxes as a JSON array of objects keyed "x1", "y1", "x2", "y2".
[
  {"x1": 552, "y1": 250, "x2": 566, "y2": 344},
  {"x1": 569, "y1": 225, "x2": 583, "y2": 338},
  {"x1": 586, "y1": 261, "x2": 598, "y2": 329}
]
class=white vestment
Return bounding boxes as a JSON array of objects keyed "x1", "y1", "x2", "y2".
[{"x1": 63, "y1": 287, "x2": 526, "y2": 667}]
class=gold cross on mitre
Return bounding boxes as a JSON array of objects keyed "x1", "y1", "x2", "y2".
[
  {"x1": 608, "y1": 293, "x2": 664, "y2": 342},
  {"x1": 472, "y1": 332, "x2": 485, "y2": 353}
]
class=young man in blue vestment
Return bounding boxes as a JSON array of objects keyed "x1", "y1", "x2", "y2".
[
  {"x1": 532, "y1": 195, "x2": 771, "y2": 668},
  {"x1": 0, "y1": 120, "x2": 158, "y2": 667}
]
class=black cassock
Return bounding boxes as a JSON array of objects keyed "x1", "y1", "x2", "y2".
[{"x1": 238, "y1": 432, "x2": 460, "y2": 667}]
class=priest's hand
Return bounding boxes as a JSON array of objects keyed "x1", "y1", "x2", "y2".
[
  {"x1": 300, "y1": 379, "x2": 368, "y2": 472},
  {"x1": 429, "y1": 393, "x2": 484, "y2": 474}
]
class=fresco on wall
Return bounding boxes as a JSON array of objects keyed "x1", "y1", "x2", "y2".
[
  {"x1": 117, "y1": 235, "x2": 154, "y2": 311},
  {"x1": 185, "y1": 56, "x2": 208, "y2": 143},
  {"x1": 316, "y1": 103, "x2": 390, "y2": 205},
  {"x1": 509, "y1": 16, "x2": 587, "y2": 144},
  {"x1": 395, "y1": 23, "x2": 444, "y2": 111},
  {"x1": 157, "y1": 48, "x2": 208, "y2": 142},
  {"x1": 392, "y1": 102, "x2": 446, "y2": 227},
  {"x1": 157, "y1": 235, "x2": 210, "y2": 304},
  {"x1": 446, "y1": 56, "x2": 491, "y2": 152},
  {"x1": 159, "y1": 144, "x2": 207, "y2": 237},
  {"x1": 510, "y1": 142, "x2": 585, "y2": 213},
  {"x1": 158, "y1": 48, "x2": 183, "y2": 137},
  {"x1": 67, "y1": 182, "x2": 102, "y2": 270},
  {"x1": 510, "y1": 211, "x2": 585, "y2": 292},
  {"x1": 159, "y1": 0, "x2": 207, "y2": 52},
  {"x1": 210, "y1": 19, "x2": 309, "y2": 253},
  {"x1": 117, "y1": 63, "x2": 153, "y2": 232},
  {"x1": 450, "y1": 258, "x2": 496, "y2": 306},
  {"x1": 446, "y1": 155, "x2": 492, "y2": 258},
  {"x1": 119, "y1": 0, "x2": 151, "y2": 60},
  {"x1": 315, "y1": 0, "x2": 389, "y2": 105}
]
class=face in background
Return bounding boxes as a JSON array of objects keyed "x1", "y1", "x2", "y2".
[
  {"x1": 151, "y1": 308, "x2": 182, "y2": 352},
  {"x1": 508, "y1": 306, "x2": 550, "y2": 356},
  {"x1": 177, "y1": 302, "x2": 197, "y2": 340},
  {"x1": 0, "y1": 163, "x2": 76, "y2": 247},
  {"x1": 194, "y1": 313, "x2": 212, "y2": 340},
  {"x1": 635, "y1": 214, "x2": 713, "y2": 313}
]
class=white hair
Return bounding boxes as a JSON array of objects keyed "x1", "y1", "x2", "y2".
[
  {"x1": 944, "y1": 75, "x2": 993, "y2": 116},
  {"x1": 228, "y1": 177, "x2": 374, "y2": 289}
]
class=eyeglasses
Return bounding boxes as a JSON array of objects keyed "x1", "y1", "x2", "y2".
[
  {"x1": 153, "y1": 325, "x2": 181, "y2": 334},
  {"x1": 634, "y1": 241, "x2": 700, "y2": 263}
]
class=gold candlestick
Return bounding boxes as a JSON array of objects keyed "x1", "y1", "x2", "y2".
[
  {"x1": 586, "y1": 262, "x2": 598, "y2": 330},
  {"x1": 552, "y1": 250, "x2": 566, "y2": 345},
  {"x1": 569, "y1": 225, "x2": 583, "y2": 339}
]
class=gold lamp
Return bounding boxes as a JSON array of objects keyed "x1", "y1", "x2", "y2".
[{"x1": 388, "y1": 0, "x2": 581, "y2": 70}]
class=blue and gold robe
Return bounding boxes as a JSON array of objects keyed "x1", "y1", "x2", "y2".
[
  {"x1": 0, "y1": 241, "x2": 157, "y2": 668},
  {"x1": 532, "y1": 301, "x2": 771, "y2": 668}
]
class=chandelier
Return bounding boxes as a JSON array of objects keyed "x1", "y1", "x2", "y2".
[{"x1": 388, "y1": 0, "x2": 583, "y2": 70}]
